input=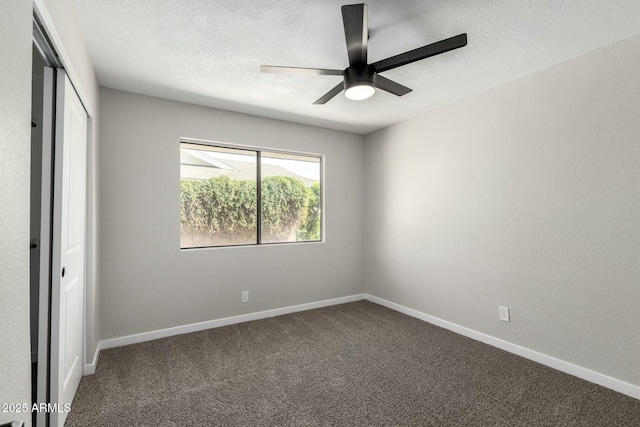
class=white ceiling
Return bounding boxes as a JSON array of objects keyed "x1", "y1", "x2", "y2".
[{"x1": 71, "y1": 0, "x2": 640, "y2": 134}]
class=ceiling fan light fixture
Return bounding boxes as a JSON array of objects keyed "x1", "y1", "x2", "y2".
[
  {"x1": 344, "y1": 82, "x2": 375, "y2": 100},
  {"x1": 343, "y1": 65, "x2": 376, "y2": 101}
]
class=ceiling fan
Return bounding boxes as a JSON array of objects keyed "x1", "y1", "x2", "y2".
[{"x1": 261, "y1": 3, "x2": 467, "y2": 104}]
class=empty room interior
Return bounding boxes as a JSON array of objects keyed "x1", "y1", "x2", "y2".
[{"x1": 2, "y1": 0, "x2": 640, "y2": 425}]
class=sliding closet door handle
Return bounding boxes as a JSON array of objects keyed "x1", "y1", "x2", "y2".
[{"x1": 61, "y1": 267, "x2": 66, "y2": 278}]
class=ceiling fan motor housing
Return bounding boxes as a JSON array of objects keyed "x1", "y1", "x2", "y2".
[{"x1": 343, "y1": 64, "x2": 376, "y2": 90}]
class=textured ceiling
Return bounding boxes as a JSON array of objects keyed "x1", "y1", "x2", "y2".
[{"x1": 71, "y1": 0, "x2": 640, "y2": 134}]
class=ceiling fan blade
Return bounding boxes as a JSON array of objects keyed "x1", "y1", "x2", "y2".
[
  {"x1": 261, "y1": 66, "x2": 343, "y2": 76},
  {"x1": 375, "y1": 75, "x2": 412, "y2": 97},
  {"x1": 341, "y1": 3, "x2": 368, "y2": 66},
  {"x1": 313, "y1": 82, "x2": 345, "y2": 105},
  {"x1": 372, "y1": 33, "x2": 467, "y2": 73}
]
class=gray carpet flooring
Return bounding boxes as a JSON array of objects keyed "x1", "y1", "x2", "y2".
[{"x1": 66, "y1": 301, "x2": 640, "y2": 426}]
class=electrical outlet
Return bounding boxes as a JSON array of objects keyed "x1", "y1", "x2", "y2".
[
  {"x1": 499, "y1": 306, "x2": 510, "y2": 322},
  {"x1": 241, "y1": 290, "x2": 249, "y2": 303}
]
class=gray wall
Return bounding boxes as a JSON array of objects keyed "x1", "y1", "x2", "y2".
[
  {"x1": 364, "y1": 33, "x2": 640, "y2": 387},
  {"x1": 99, "y1": 88, "x2": 365, "y2": 340},
  {"x1": 0, "y1": 0, "x2": 32, "y2": 424}
]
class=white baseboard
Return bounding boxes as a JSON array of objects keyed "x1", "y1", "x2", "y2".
[
  {"x1": 87, "y1": 292, "x2": 640, "y2": 400},
  {"x1": 99, "y1": 294, "x2": 366, "y2": 351},
  {"x1": 364, "y1": 294, "x2": 640, "y2": 400},
  {"x1": 84, "y1": 340, "x2": 101, "y2": 375}
]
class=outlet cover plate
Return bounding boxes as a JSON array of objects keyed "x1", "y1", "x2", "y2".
[{"x1": 499, "y1": 306, "x2": 510, "y2": 322}]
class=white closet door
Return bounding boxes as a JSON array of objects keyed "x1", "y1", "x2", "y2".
[{"x1": 50, "y1": 70, "x2": 88, "y2": 427}]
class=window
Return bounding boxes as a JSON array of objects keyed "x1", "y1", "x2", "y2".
[{"x1": 180, "y1": 141, "x2": 322, "y2": 248}]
